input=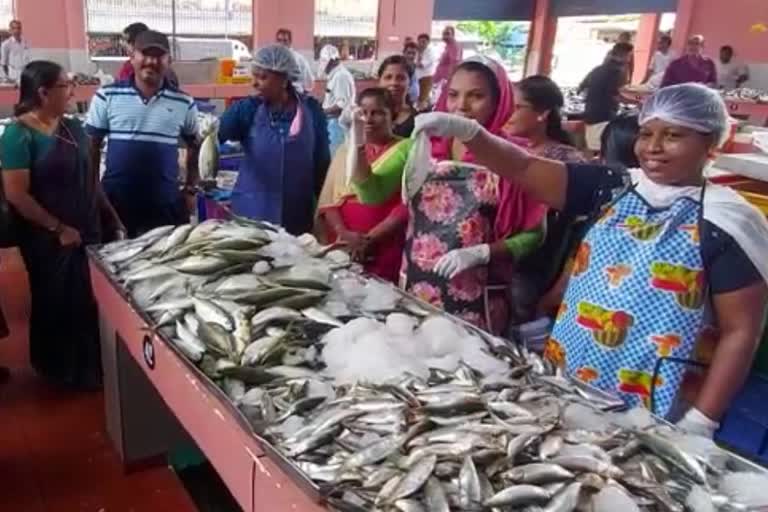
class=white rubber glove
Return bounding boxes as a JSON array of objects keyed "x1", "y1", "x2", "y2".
[
  {"x1": 676, "y1": 408, "x2": 720, "y2": 439},
  {"x1": 413, "y1": 112, "x2": 482, "y2": 142},
  {"x1": 433, "y1": 244, "x2": 491, "y2": 279}
]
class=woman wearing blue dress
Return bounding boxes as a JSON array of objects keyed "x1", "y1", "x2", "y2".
[
  {"x1": 218, "y1": 45, "x2": 330, "y2": 235},
  {"x1": 414, "y1": 84, "x2": 768, "y2": 438}
]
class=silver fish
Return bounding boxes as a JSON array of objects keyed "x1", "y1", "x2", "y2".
[
  {"x1": 285, "y1": 425, "x2": 340, "y2": 457},
  {"x1": 172, "y1": 319, "x2": 205, "y2": 362},
  {"x1": 507, "y1": 431, "x2": 542, "y2": 462},
  {"x1": 393, "y1": 499, "x2": 425, "y2": 512},
  {"x1": 390, "y1": 454, "x2": 437, "y2": 502},
  {"x1": 251, "y1": 306, "x2": 302, "y2": 329},
  {"x1": 543, "y1": 482, "x2": 582, "y2": 512},
  {"x1": 104, "y1": 244, "x2": 145, "y2": 264},
  {"x1": 363, "y1": 466, "x2": 400, "y2": 489},
  {"x1": 539, "y1": 434, "x2": 564, "y2": 459},
  {"x1": 162, "y1": 224, "x2": 194, "y2": 253},
  {"x1": 301, "y1": 307, "x2": 343, "y2": 327},
  {"x1": 124, "y1": 264, "x2": 177, "y2": 284},
  {"x1": 145, "y1": 297, "x2": 193, "y2": 313},
  {"x1": 193, "y1": 297, "x2": 234, "y2": 331},
  {"x1": 484, "y1": 485, "x2": 552, "y2": 508},
  {"x1": 503, "y1": 463, "x2": 575, "y2": 485},
  {"x1": 635, "y1": 431, "x2": 707, "y2": 484},
  {"x1": 341, "y1": 434, "x2": 406, "y2": 473},
  {"x1": 458, "y1": 455, "x2": 482, "y2": 510},
  {"x1": 174, "y1": 255, "x2": 231, "y2": 275},
  {"x1": 549, "y1": 456, "x2": 623, "y2": 479},
  {"x1": 424, "y1": 477, "x2": 450, "y2": 512},
  {"x1": 199, "y1": 130, "x2": 220, "y2": 181}
]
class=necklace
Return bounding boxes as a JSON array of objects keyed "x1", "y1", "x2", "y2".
[{"x1": 30, "y1": 112, "x2": 77, "y2": 148}]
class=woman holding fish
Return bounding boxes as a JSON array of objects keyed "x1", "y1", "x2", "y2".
[
  {"x1": 218, "y1": 45, "x2": 330, "y2": 235},
  {"x1": 315, "y1": 87, "x2": 412, "y2": 283},
  {"x1": 349, "y1": 56, "x2": 547, "y2": 334},
  {"x1": 413, "y1": 83, "x2": 768, "y2": 436}
]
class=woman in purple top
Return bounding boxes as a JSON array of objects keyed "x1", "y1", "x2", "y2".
[{"x1": 661, "y1": 35, "x2": 716, "y2": 88}]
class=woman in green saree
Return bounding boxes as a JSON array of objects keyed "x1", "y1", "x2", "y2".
[{"x1": 315, "y1": 88, "x2": 412, "y2": 283}]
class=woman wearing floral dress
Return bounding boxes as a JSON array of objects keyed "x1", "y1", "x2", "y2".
[{"x1": 352, "y1": 57, "x2": 546, "y2": 332}]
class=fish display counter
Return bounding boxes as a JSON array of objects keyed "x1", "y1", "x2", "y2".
[{"x1": 89, "y1": 219, "x2": 768, "y2": 512}]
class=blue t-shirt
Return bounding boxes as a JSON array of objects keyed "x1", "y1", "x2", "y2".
[
  {"x1": 564, "y1": 163, "x2": 762, "y2": 294},
  {"x1": 85, "y1": 79, "x2": 199, "y2": 205}
]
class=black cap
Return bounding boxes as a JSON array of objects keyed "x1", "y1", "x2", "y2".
[{"x1": 134, "y1": 30, "x2": 170, "y2": 53}]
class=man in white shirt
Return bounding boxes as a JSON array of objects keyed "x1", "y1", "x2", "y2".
[
  {"x1": 643, "y1": 34, "x2": 675, "y2": 88},
  {"x1": 716, "y1": 45, "x2": 750, "y2": 90},
  {"x1": 415, "y1": 33, "x2": 436, "y2": 110},
  {"x1": 1, "y1": 20, "x2": 30, "y2": 81},
  {"x1": 276, "y1": 28, "x2": 315, "y2": 94},
  {"x1": 320, "y1": 45, "x2": 355, "y2": 156}
]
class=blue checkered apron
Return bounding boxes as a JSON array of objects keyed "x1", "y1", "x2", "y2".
[{"x1": 546, "y1": 188, "x2": 706, "y2": 418}]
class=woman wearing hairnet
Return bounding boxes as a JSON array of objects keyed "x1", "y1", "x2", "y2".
[
  {"x1": 414, "y1": 84, "x2": 768, "y2": 437},
  {"x1": 218, "y1": 45, "x2": 330, "y2": 235}
]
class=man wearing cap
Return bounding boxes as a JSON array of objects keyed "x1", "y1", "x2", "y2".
[{"x1": 86, "y1": 30, "x2": 200, "y2": 237}]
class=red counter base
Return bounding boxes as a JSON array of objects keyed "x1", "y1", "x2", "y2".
[
  {"x1": 89, "y1": 257, "x2": 325, "y2": 512},
  {"x1": 0, "y1": 248, "x2": 196, "y2": 511}
]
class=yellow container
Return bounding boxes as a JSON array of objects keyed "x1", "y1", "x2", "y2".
[{"x1": 217, "y1": 58, "x2": 236, "y2": 84}]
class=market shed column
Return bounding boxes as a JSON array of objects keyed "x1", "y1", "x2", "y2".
[{"x1": 16, "y1": 0, "x2": 90, "y2": 73}]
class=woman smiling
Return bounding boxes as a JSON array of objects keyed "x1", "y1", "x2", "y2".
[{"x1": 413, "y1": 84, "x2": 768, "y2": 435}]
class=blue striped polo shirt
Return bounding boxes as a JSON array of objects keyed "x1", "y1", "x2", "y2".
[{"x1": 85, "y1": 79, "x2": 199, "y2": 204}]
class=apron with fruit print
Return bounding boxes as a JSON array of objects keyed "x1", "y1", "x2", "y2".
[
  {"x1": 400, "y1": 161, "x2": 499, "y2": 330},
  {"x1": 545, "y1": 186, "x2": 706, "y2": 418}
]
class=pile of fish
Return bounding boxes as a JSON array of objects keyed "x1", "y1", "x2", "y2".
[
  {"x1": 722, "y1": 87, "x2": 768, "y2": 104},
  {"x1": 95, "y1": 220, "x2": 768, "y2": 512},
  {"x1": 254, "y1": 364, "x2": 767, "y2": 512}
]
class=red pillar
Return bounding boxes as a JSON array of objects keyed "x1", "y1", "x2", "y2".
[
  {"x1": 376, "y1": 0, "x2": 435, "y2": 56},
  {"x1": 251, "y1": 0, "x2": 315, "y2": 52},
  {"x1": 633, "y1": 13, "x2": 661, "y2": 84},
  {"x1": 671, "y1": 0, "x2": 697, "y2": 54},
  {"x1": 525, "y1": 0, "x2": 557, "y2": 76}
]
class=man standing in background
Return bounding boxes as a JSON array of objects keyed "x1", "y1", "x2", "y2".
[
  {"x1": 86, "y1": 30, "x2": 200, "y2": 237},
  {"x1": 320, "y1": 44, "x2": 354, "y2": 156},
  {"x1": 403, "y1": 41, "x2": 420, "y2": 106},
  {"x1": 415, "y1": 33, "x2": 436, "y2": 110},
  {"x1": 661, "y1": 35, "x2": 717, "y2": 87},
  {"x1": 117, "y1": 22, "x2": 149, "y2": 81},
  {"x1": 1, "y1": 20, "x2": 30, "y2": 82},
  {"x1": 716, "y1": 45, "x2": 750, "y2": 90},
  {"x1": 276, "y1": 28, "x2": 315, "y2": 94},
  {"x1": 579, "y1": 42, "x2": 634, "y2": 153},
  {"x1": 433, "y1": 26, "x2": 462, "y2": 93},
  {"x1": 643, "y1": 34, "x2": 675, "y2": 88}
]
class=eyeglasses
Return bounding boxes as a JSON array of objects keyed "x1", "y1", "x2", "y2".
[{"x1": 51, "y1": 81, "x2": 76, "y2": 90}]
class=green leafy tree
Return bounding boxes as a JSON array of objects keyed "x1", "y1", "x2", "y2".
[{"x1": 457, "y1": 21, "x2": 528, "y2": 68}]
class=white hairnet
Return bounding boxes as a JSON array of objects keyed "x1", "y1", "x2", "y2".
[
  {"x1": 252, "y1": 44, "x2": 300, "y2": 82},
  {"x1": 319, "y1": 44, "x2": 340, "y2": 61},
  {"x1": 639, "y1": 83, "x2": 731, "y2": 146}
]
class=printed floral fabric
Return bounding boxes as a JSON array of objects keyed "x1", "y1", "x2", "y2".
[
  {"x1": 402, "y1": 162, "x2": 499, "y2": 330},
  {"x1": 546, "y1": 188, "x2": 707, "y2": 418}
]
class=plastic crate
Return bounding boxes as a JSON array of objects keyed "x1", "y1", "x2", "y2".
[{"x1": 715, "y1": 374, "x2": 768, "y2": 464}]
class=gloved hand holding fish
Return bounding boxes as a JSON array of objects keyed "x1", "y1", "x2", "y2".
[{"x1": 95, "y1": 219, "x2": 768, "y2": 512}]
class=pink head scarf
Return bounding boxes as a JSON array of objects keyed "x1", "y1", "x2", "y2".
[{"x1": 430, "y1": 56, "x2": 546, "y2": 240}]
